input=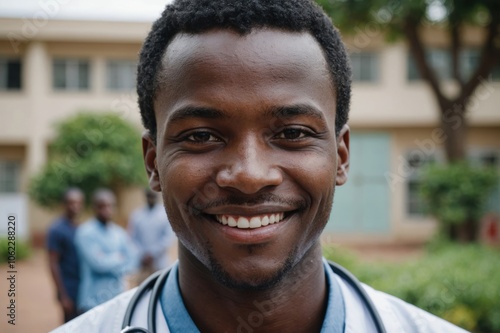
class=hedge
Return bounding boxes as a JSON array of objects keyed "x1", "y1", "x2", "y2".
[{"x1": 323, "y1": 243, "x2": 500, "y2": 332}]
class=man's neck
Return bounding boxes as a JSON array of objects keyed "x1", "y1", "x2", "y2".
[
  {"x1": 178, "y1": 243, "x2": 327, "y2": 333},
  {"x1": 96, "y1": 217, "x2": 109, "y2": 225},
  {"x1": 64, "y1": 214, "x2": 76, "y2": 224}
]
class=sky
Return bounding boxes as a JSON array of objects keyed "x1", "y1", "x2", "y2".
[{"x1": 0, "y1": 0, "x2": 174, "y2": 22}]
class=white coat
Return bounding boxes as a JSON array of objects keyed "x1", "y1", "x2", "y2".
[{"x1": 52, "y1": 273, "x2": 469, "y2": 333}]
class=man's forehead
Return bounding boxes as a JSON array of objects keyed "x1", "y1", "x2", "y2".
[{"x1": 160, "y1": 28, "x2": 330, "y2": 81}]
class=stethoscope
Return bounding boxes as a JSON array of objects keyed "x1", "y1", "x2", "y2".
[{"x1": 121, "y1": 261, "x2": 387, "y2": 333}]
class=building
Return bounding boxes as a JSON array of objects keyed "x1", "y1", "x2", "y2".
[{"x1": 0, "y1": 17, "x2": 499, "y2": 244}]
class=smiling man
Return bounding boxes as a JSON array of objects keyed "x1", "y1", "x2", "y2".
[{"x1": 53, "y1": 0, "x2": 468, "y2": 332}]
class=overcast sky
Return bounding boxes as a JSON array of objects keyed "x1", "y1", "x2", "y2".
[{"x1": 0, "y1": 0, "x2": 174, "y2": 22}]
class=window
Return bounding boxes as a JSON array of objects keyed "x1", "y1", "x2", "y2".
[
  {"x1": 0, "y1": 160, "x2": 21, "y2": 193},
  {"x1": 53, "y1": 58, "x2": 90, "y2": 90},
  {"x1": 408, "y1": 49, "x2": 451, "y2": 81},
  {"x1": 470, "y1": 150, "x2": 500, "y2": 214},
  {"x1": 409, "y1": 48, "x2": 500, "y2": 82},
  {"x1": 106, "y1": 60, "x2": 136, "y2": 91},
  {"x1": 350, "y1": 52, "x2": 379, "y2": 82},
  {"x1": 406, "y1": 149, "x2": 500, "y2": 217},
  {"x1": 492, "y1": 65, "x2": 500, "y2": 81},
  {"x1": 0, "y1": 58, "x2": 22, "y2": 90},
  {"x1": 405, "y1": 151, "x2": 436, "y2": 216},
  {"x1": 460, "y1": 49, "x2": 480, "y2": 81}
]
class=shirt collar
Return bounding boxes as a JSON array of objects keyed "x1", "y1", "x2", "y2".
[{"x1": 160, "y1": 259, "x2": 345, "y2": 333}]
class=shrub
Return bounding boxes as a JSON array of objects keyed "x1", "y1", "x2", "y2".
[
  {"x1": 419, "y1": 163, "x2": 498, "y2": 241},
  {"x1": 0, "y1": 238, "x2": 31, "y2": 263},
  {"x1": 29, "y1": 112, "x2": 147, "y2": 207},
  {"x1": 323, "y1": 243, "x2": 500, "y2": 333}
]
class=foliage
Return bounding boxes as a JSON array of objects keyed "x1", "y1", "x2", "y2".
[
  {"x1": 323, "y1": 243, "x2": 500, "y2": 332},
  {"x1": 316, "y1": 0, "x2": 500, "y2": 163},
  {"x1": 0, "y1": 238, "x2": 31, "y2": 263},
  {"x1": 419, "y1": 163, "x2": 498, "y2": 226},
  {"x1": 316, "y1": 0, "x2": 497, "y2": 38},
  {"x1": 29, "y1": 112, "x2": 147, "y2": 207}
]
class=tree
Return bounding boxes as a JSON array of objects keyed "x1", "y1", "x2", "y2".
[
  {"x1": 420, "y1": 163, "x2": 498, "y2": 242},
  {"x1": 317, "y1": 0, "x2": 500, "y2": 162},
  {"x1": 29, "y1": 112, "x2": 147, "y2": 208}
]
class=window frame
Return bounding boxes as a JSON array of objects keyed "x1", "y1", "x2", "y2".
[
  {"x1": 52, "y1": 58, "x2": 90, "y2": 91},
  {"x1": 0, "y1": 57, "x2": 22, "y2": 91}
]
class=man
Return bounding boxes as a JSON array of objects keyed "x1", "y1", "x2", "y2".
[
  {"x1": 74, "y1": 188, "x2": 138, "y2": 313},
  {"x1": 54, "y1": 0, "x2": 468, "y2": 332},
  {"x1": 46, "y1": 188, "x2": 84, "y2": 322},
  {"x1": 129, "y1": 188, "x2": 175, "y2": 283}
]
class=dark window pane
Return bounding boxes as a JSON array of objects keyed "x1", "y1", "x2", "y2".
[
  {"x1": 0, "y1": 58, "x2": 22, "y2": 90},
  {"x1": 7, "y1": 61, "x2": 21, "y2": 89}
]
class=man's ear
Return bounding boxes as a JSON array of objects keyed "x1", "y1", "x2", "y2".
[
  {"x1": 335, "y1": 124, "x2": 350, "y2": 186},
  {"x1": 142, "y1": 131, "x2": 161, "y2": 191}
]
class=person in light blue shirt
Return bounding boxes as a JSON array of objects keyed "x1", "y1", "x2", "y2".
[
  {"x1": 129, "y1": 189, "x2": 175, "y2": 283},
  {"x1": 74, "y1": 188, "x2": 138, "y2": 312}
]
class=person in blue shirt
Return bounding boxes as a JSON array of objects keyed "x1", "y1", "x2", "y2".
[
  {"x1": 129, "y1": 189, "x2": 175, "y2": 284},
  {"x1": 74, "y1": 188, "x2": 138, "y2": 313},
  {"x1": 46, "y1": 187, "x2": 84, "y2": 323}
]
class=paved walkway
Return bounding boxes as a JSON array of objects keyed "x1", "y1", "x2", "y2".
[{"x1": 1, "y1": 250, "x2": 60, "y2": 333}]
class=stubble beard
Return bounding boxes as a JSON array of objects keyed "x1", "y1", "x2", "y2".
[{"x1": 207, "y1": 246, "x2": 297, "y2": 292}]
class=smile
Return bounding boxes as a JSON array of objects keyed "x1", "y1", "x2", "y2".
[{"x1": 215, "y1": 213, "x2": 285, "y2": 229}]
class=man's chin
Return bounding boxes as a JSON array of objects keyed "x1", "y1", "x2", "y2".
[{"x1": 208, "y1": 253, "x2": 296, "y2": 292}]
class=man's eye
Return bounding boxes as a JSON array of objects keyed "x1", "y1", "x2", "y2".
[
  {"x1": 186, "y1": 132, "x2": 219, "y2": 143},
  {"x1": 276, "y1": 128, "x2": 307, "y2": 140}
]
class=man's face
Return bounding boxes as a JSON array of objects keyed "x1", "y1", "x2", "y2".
[
  {"x1": 144, "y1": 29, "x2": 349, "y2": 289},
  {"x1": 146, "y1": 191, "x2": 158, "y2": 207},
  {"x1": 64, "y1": 191, "x2": 84, "y2": 218},
  {"x1": 94, "y1": 195, "x2": 115, "y2": 222}
]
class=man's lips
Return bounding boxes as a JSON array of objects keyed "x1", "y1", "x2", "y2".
[{"x1": 215, "y1": 213, "x2": 285, "y2": 229}]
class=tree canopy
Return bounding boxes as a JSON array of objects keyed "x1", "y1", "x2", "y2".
[
  {"x1": 29, "y1": 112, "x2": 147, "y2": 207},
  {"x1": 317, "y1": 0, "x2": 500, "y2": 162}
]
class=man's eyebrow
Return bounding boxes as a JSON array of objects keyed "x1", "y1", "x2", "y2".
[
  {"x1": 167, "y1": 106, "x2": 228, "y2": 123},
  {"x1": 268, "y1": 104, "x2": 326, "y2": 121}
]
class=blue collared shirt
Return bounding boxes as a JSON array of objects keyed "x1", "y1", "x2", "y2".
[
  {"x1": 160, "y1": 260, "x2": 345, "y2": 332},
  {"x1": 46, "y1": 216, "x2": 80, "y2": 302}
]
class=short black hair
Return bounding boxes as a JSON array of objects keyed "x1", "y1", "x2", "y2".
[
  {"x1": 137, "y1": 0, "x2": 351, "y2": 139},
  {"x1": 62, "y1": 187, "x2": 83, "y2": 202}
]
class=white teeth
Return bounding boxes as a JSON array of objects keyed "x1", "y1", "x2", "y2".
[
  {"x1": 261, "y1": 216, "x2": 269, "y2": 226},
  {"x1": 237, "y1": 217, "x2": 250, "y2": 229},
  {"x1": 215, "y1": 213, "x2": 286, "y2": 229},
  {"x1": 249, "y1": 217, "x2": 261, "y2": 229},
  {"x1": 227, "y1": 216, "x2": 237, "y2": 227}
]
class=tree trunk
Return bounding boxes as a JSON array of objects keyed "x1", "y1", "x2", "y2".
[
  {"x1": 455, "y1": 219, "x2": 479, "y2": 243},
  {"x1": 439, "y1": 102, "x2": 467, "y2": 163},
  {"x1": 439, "y1": 102, "x2": 470, "y2": 240}
]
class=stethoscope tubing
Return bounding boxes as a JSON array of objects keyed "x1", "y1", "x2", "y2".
[{"x1": 122, "y1": 261, "x2": 387, "y2": 333}]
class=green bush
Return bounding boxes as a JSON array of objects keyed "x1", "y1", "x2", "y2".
[
  {"x1": 419, "y1": 163, "x2": 498, "y2": 227},
  {"x1": 323, "y1": 243, "x2": 500, "y2": 333},
  {"x1": 29, "y1": 112, "x2": 147, "y2": 207},
  {"x1": 0, "y1": 238, "x2": 31, "y2": 263}
]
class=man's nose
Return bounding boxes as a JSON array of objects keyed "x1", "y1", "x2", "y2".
[{"x1": 215, "y1": 138, "x2": 283, "y2": 194}]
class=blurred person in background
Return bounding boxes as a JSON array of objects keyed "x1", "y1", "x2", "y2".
[
  {"x1": 129, "y1": 188, "x2": 175, "y2": 284},
  {"x1": 74, "y1": 188, "x2": 138, "y2": 313},
  {"x1": 47, "y1": 187, "x2": 84, "y2": 323}
]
